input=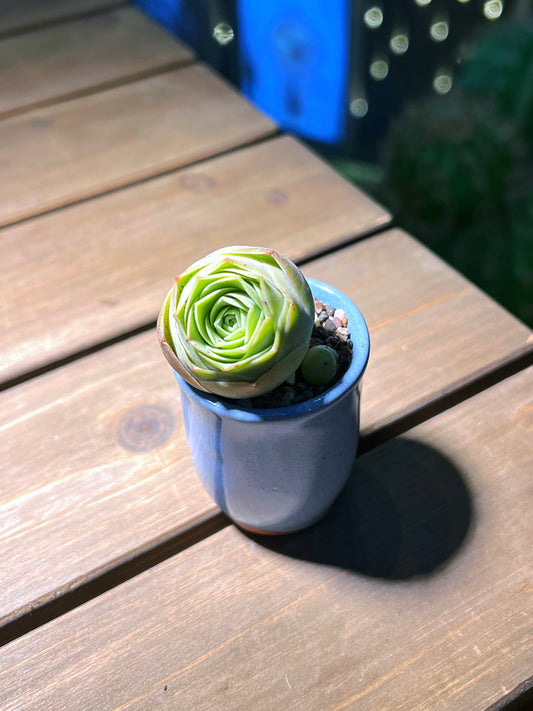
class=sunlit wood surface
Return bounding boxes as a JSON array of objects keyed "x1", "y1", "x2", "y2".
[
  {"x1": 2, "y1": 369, "x2": 531, "y2": 710},
  {"x1": 1, "y1": 3, "x2": 531, "y2": 710},
  {"x1": 0, "y1": 0, "x2": 127, "y2": 36},
  {"x1": 0, "y1": 6, "x2": 192, "y2": 117},
  {"x1": 0, "y1": 136, "x2": 386, "y2": 382}
]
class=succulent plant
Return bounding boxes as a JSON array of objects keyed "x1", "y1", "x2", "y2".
[{"x1": 158, "y1": 246, "x2": 315, "y2": 398}]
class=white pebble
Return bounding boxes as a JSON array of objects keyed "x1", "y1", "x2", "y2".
[{"x1": 337, "y1": 327, "x2": 349, "y2": 341}]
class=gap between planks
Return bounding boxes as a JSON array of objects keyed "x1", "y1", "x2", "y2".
[
  {"x1": 0, "y1": 6, "x2": 195, "y2": 120},
  {"x1": 1, "y1": 339, "x2": 531, "y2": 647},
  {"x1": 485, "y1": 678, "x2": 533, "y2": 711},
  {"x1": 0, "y1": 512, "x2": 229, "y2": 646},
  {"x1": 0, "y1": 128, "x2": 281, "y2": 234},
  {"x1": 0, "y1": 1, "x2": 129, "y2": 40},
  {"x1": 0, "y1": 59, "x2": 197, "y2": 122},
  {"x1": 1, "y1": 368, "x2": 531, "y2": 711},
  {"x1": 1, "y1": 211, "x2": 530, "y2": 395},
  {"x1": 0, "y1": 199, "x2": 378, "y2": 393},
  {"x1": 358, "y1": 346, "x2": 533, "y2": 454}
]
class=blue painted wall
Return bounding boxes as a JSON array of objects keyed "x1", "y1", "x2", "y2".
[{"x1": 136, "y1": 0, "x2": 349, "y2": 144}]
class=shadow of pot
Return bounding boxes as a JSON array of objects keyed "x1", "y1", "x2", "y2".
[{"x1": 247, "y1": 437, "x2": 474, "y2": 579}]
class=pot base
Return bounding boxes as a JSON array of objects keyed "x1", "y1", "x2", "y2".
[{"x1": 235, "y1": 521, "x2": 300, "y2": 537}]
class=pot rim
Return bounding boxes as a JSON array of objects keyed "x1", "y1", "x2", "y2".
[{"x1": 174, "y1": 278, "x2": 370, "y2": 422}]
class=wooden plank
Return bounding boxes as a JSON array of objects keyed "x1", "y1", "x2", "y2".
[
  {"x1": 0, "y1": 63, "x2": 276, "y2": 229},
  {"x1": 1, "y1": 369, "x2": 531, "y2": 710},
  {"x1": 0, "y1": 136, "x2": 385, "y2": 384},
  {"x1": 0, "y1": 334, "x2": 215, "y2": 623},
  {"x1": 303, "y1": 231, "x2": 533, "y2": 436},
  {"x1": 0, "y1": 0, "x2": 126, "y2": 37},
  {"x1": 0, "y1": 6, "x2": 193, "y2": 118},
  {"x1": 0, "y1": 61, "x2": 276, "y2": 229},
  {"x1": 0, "y1": 230, "x2": 530, "y2": 623}
]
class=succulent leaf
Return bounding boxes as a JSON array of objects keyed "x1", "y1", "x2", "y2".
[{"x1": 157, "y1": 246, "x2": 315, "y2": 398}]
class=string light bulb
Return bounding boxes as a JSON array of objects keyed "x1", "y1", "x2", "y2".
[
  {"x1": 369, "y1": 59, "x2": 389, "y2": 80},
  {"x1": 430, "y1": 20, "x2": 449, "y2": 42},
  {"x1": 350, "y1": 98, "x2": 369, "y2": 118},
  {"x1": 390, "y1": 33, "x2": 409, "y2": 55},
  {"x1": 433, "y1": 71, "x2": 453, "y2": 94},
  {"x1": 483, "y1": 0, "x2": 503, "y2": 19},
  {"x1": 212, "y1": 22, "x2": 234, "y2": 45},
  {"x1": 363, "y1": 7, "x2": 384, "y2": 29}
]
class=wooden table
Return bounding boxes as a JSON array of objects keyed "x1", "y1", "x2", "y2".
[{"x1": 1, "y1": 4, "x2": 532, "y2": 709}]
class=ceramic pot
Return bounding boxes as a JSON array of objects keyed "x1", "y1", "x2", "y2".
[{"x1": 175, "y1": 278, "x2": 370, "y2": 534}]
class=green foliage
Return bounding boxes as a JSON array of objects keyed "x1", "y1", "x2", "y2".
[
  {"x1": 330, "y1": 159, "x2": 384, "y2": 193},
  {"x1": 382, "y1": 92, "x2": 513, "y2": 235},
  {"x1": 374, "y1": 22, "x2": 533, "y2": 326},
  {"x1": 461, "y1": 22, "x2": 533, "y2": 149},
  {"x1": 507, "y1": 164, "x2": 533, "y2": 324}
]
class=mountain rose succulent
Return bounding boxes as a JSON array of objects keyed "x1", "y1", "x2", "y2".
[{"x1": 157, "y1": 246, "x2": 315, "y2": 398}]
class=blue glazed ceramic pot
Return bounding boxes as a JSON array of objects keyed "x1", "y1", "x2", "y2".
[{"x1": 175, "y1": 279, "x2": 370, "y2": 534}]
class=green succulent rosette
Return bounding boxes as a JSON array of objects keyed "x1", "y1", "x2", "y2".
[{"x1": 157, "y1": 246, "x2": 315, "y2": 398}]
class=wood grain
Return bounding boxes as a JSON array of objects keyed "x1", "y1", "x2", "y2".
[
  {"x1": 0, "y1": 63, "x2": 276, "y2": 230},
  {"x1": 0, "y1": 6, "x2": 193, "y2": 118},
  {"x1": 0, "y1": 136, "x2": 386, "y2": 384},
  {"x1": 1, "y1": 369, "x2": 531, "y2": 711},
  {"x1": 0, "y1": 0, "x2": 126, "y2": 36},
  {"x1": 0, "y1": 230, "x2": 530, "y2": 623}
]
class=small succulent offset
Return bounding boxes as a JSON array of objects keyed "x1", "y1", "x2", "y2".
[{"x1": 157, "y1": 246, "x2": 315, "y2": 398}]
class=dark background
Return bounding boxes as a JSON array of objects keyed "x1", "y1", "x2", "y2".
[{"x1": 136, "y1": 0, "x2": 533, "y2": 326}]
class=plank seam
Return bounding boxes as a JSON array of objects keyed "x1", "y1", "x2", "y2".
[
  {"x1": 0, "y1": 126, "x2": 281, "y2": 233},
  {"x1": 0, "y1": 2, "x2": 129, "y2": 40},
  {"x1": 0, "y1": 58, "x2": 196, "y2": 122},
  {"x1": 0, "y1": 212, "x2": 385, "y2": 392},
  {"x1": 485, "y1": 676, "x2": 533, "y2": 711},
  {"x1": 358, "y1": 346, "x2": 533, "y2": 454},
  {"x1": 1, "y1": 344, "x2": 531, "y2": 647},
  {"x1": 0, "y1": 511, "x2": 230, "y2": 646}
]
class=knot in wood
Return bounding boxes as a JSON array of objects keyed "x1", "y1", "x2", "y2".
[
  {"x1": 30, "y1": 117, "x2": 51, "y2": 129},
  {"x1": 118, "y1": 404, "x2": 175, "y2": 452},
  {"x1": 265, "y1": 188, "x2": 288, "y2": 206},
  {"x1": 179, "y1": 173, "x2": 216, "y2": 194}
]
